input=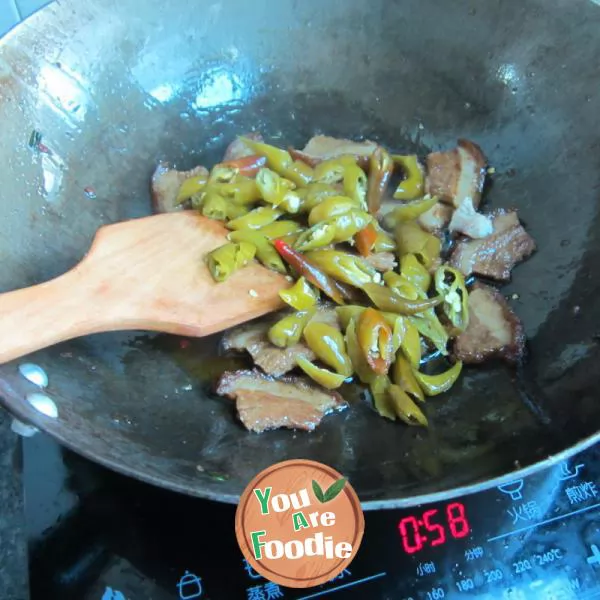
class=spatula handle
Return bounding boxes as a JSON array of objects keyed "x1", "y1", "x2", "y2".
[{"x1": 0, "y1": 268, "x2": 111, "y2": 364}]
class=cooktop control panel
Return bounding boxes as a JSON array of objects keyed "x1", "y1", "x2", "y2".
[{"x1": 28, "y1": 445, "x2": 600, "y2": 600}]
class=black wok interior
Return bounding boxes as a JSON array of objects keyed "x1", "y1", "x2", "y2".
[{"x1": 0, "y1": 0, "x2": 598, "y2": 508}]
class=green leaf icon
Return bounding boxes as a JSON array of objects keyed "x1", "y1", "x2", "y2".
[
  {"x1": 312, "y1": 480, "x2": 325, "y2": 503},
  {"x1": 323, "y1": 477, "x2": 347, "y2": 502}
]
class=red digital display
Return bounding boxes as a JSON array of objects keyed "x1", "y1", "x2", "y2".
[{"x1": 397, "y1": 502, "x2": 470, "y2": 554}]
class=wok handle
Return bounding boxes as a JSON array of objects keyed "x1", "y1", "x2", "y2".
[{"x1": 0, "y1": 266, "x2": 116, "y2": 364}]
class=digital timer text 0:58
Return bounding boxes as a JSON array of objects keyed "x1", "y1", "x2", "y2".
[{"x1": 397, "y1": 502, "x2": 471, "y2": 554}]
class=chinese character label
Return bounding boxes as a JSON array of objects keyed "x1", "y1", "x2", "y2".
[
  {"x1": 246, "y1": 583, "x2": 285, "y2": 600},
  {"x1": 507, "y1": 501, "x2": 540, "y2": 525},
  {"x1": 247, "y1": 585, "x2": 266, "y2": 600},
  {"x1": 565, "y1": 481, "x2": 598, "y2": 505},
  {"x1": 416, "y1": 562, "x2": 436, "y2": 576},
  {"x1": 465, "y1": 546, "x2": 485, "y2": 561}
]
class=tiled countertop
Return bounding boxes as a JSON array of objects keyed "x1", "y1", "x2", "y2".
[{"x1": 0, "y1": 0, "x2": 51, "y2": 38}]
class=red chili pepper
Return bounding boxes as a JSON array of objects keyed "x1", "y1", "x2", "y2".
[
  {"x1": 354, "y1": 223, "x2": 378, "y2": 257},
  {"x1": 218, "y1": 154, "x2": 267, "y2": 177},
  {"x1": 272, "y1": 239, "x2": 345, "y2": 305},
  {"x1": 357, "y1": 308, "x2": 393, "y2": 375}
]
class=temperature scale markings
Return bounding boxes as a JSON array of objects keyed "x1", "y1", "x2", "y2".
[
  {"x1": 296, "y1": 572, "x2": 387, "y2": 600},
  {"x1": 487, "y1": 502, "x2": 600, "y2": 542}
]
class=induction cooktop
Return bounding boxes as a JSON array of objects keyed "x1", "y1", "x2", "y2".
[{"x1": 19, "y1": 432, "x2": 600, "y2": 600}]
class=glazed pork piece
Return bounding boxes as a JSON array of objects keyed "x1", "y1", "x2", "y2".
[
  {"x1": 449, "y1": 209, "x2": 536, "y2": 282},
  {"x1": 222, "y1": 320, "x2": 315, "y2": 377},
  {"x1": 222, "y1": 131, "x2": 264, "y2": 161},
  {"x1": 425, "y1": 139, "x2": 487, "y2": 209},
  {"x1": 454, "y1": 283, "x2": 525, "y2": 364},
  {"x1": 150, "y1": 163, "x2": 208, "y2": 214},
  {"x1": 290, "y1": 135, "x2": 378, "y2": 167},
  {"x1": 216, "y1": 369, "x2": 347, "y2": 433}
]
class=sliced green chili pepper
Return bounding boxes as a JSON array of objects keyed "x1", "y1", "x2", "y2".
[
  {"x1": 399, "y1": 317, "x2": 422, "y2": 367},
  {"x1": 279, "y1": 232, "x2": 302, "y2": 247},
  {"x1": 357, "y1": 308, "x2": 394, "y2": 375},
  {"x1": 312, "y1": 156, "x2": 356, "y2": 184},
  {"x1": 308, "y1": 196, "x2": 361, "y2": 226},
  {"x1": 367, "y1": 146, "x2": 394, "y2": 215},
  {"x1": 278, "y1": 191, "x2": 303, "y2": 214},
  {"x1": 363, "y1": 283, "x2": 441, "y2": 315},
  {"x1": 304, "y1": 250, "x2": 380, "y2": 288},
  {"x1": 267, "y1": 310, "x2": 315, "y2": 348},
  {"x1": 388, "y1": 383, "x2": 428, "y2": 426},
  {"x1": 386, "y1": 313, "x2": 421, "y2": 364},
  {"x1": 434, "y1": 265, "x2": 470, "y2": 331},
  {"x1": 303, "y1": 321, "x2": 353, "y2": 377},
  {"x1": 258, "y1": 220, "x2": 303, "y2": 239},
  {"x1": 409, "y1": 314, "x2": 449, "y2": 356},
  {"x1": 336, "y1": 306, "x2": 365, "y2": 331},
  {"x1": 392, "y1": 353, "x2": 425, "y2": 403},
  {"x1": 240, "y1": 137, "x2": 313, "y2": 187},
  {"x1": 400, "y1": 253, "x2": 432, "y2": 292},
  {"x1": 329, "y1": 210, "x2": 371, "y2": 243},
  {"x1": 228, "y1": 230, "x2": 286, "y2": 273},
  {"x1": 414, "y1": 361, "x2": 463, "y2": 396},
  {"x1": 208, "y1": 166, "x2": 238, "y2": 184},
  {"x1": 392, "y1": 155, "x2": 425, "y2": 200},
  {"x1": 293, "y1": 159, "x2": 314, "y2": 183},
  {"x1": 387, "y1": 195, "x2": 438, "y2": 223},
  {"x1": 372, "y1": 224, "x2": 397, "y2": 252},
  {"x1": 190, "y1": 192, "x2": 205, "y2": 210},
  {"x1": 278, "y1": 276, "x2": 319, "y2": 310},
  {"x1": 343, "y1": 163, "x2": 368, "y2": 210},
  {"x1": 370, "y1": 375, "x2": 396, "y2": 420},
  {"x1": 225, "y1": 203, "x2": 251, "y2": 220},
  {"x1": 215, "y1": 176, "x2": 262, "y2": 206},
  {"x1": 293, "y1": 221, "x2": 337, "y2": 252},
  {"x1": 176, "y1": 172, "x2": 208, "y2": 204},
  {"x1": 206, "y1": 241, "x2": 256, "y2": 282},
  {"x1": 273, "y1": 239, "x2": 345, "y2": 305},
  {"x1": 390, "y1": 314, "x2": 406, "y2": 354},
  {"x1": 201, "y1": 191, "x2": 228, "y2": 221},
  {"x1": 227, "y1": 206, "x2": 282, "y2": 231},
  {"x1": 396, "y1": 221, "x2": 442, "y2": 269},
  {"x1": 296, "y1": 356, "x2": 347, "y2": 389},
  {"x1": 256, "y1": 168, "x2": 294, "y2": 204},
  {"x1": 383, "y1": 272, "x2": 421, "y2": 301},
  {"x1": 300, "y1": 183, "x2": 340, "y2": 213},
  {"x1": 345, "y1": 318, "x2": 376, "y2": 384}
]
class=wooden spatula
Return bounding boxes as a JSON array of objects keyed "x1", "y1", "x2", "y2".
[{"x1": 0, "y1": 211, "x2": 290, "y2": 364}]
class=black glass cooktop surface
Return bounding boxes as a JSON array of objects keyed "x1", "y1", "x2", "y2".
[{"x1": 20, "y1": 432, "x2": 600, "y2": 600}]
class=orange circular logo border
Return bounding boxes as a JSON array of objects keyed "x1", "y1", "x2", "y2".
[{"x1": 235, "y1": 459, "x2": 365, "y2": 588}]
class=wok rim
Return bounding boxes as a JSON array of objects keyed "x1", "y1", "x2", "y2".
[{"x1": 3, "y1": 393, "x2": 599, "y2": 510}]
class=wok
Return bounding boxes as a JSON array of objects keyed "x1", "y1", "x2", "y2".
[{"x1": 0, "y1": 0, "x2": 599, "y2": 509}]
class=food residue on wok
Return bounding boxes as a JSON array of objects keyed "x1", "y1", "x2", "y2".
[{"x1": 151, "y1": 134, "x2": 536, "y2": 433}]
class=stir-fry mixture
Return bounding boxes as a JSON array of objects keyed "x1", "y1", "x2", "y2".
[{"x1": 151, "y1": 134, "x2": 536, "y2": 433}]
